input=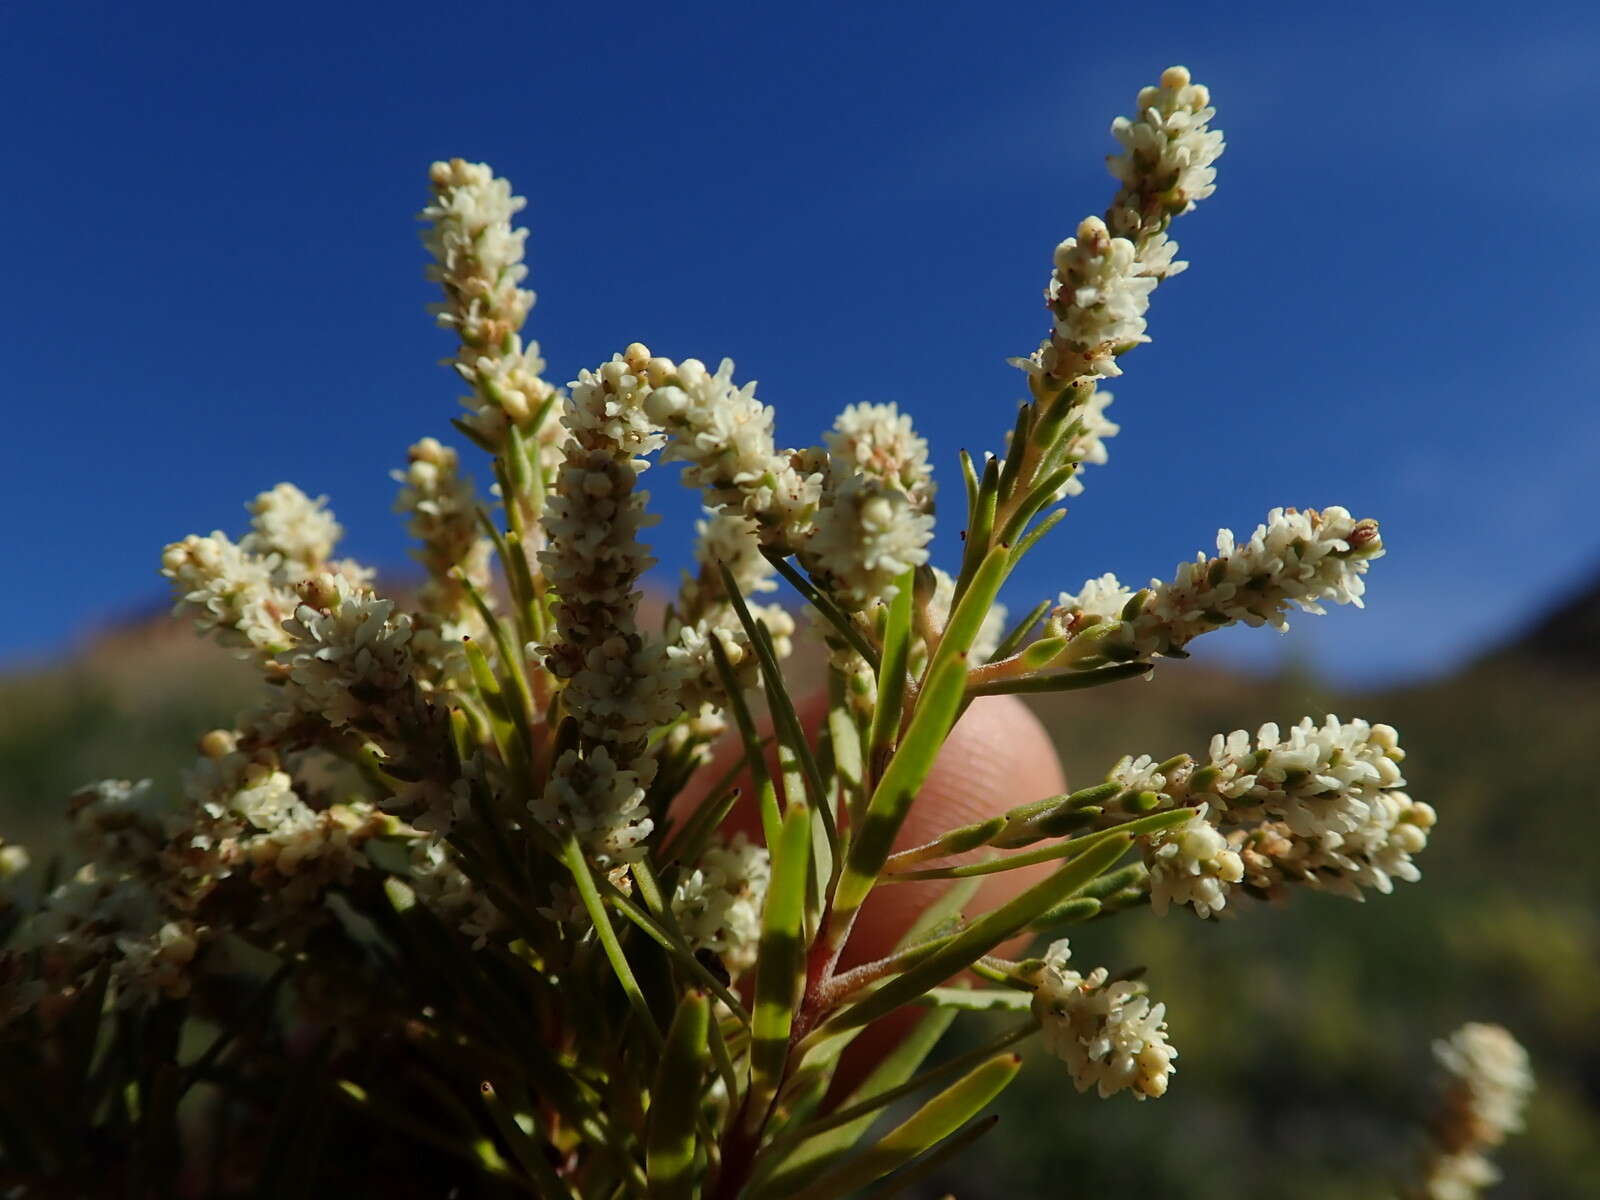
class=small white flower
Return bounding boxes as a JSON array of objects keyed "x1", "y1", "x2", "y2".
[
  {"x1": 242, "y1": 483, "x2": 342, "y2": 577},
  {"x1": 1031, "y1": 940, "x2": 1176, "y2": 1100},
  {"x1": 1045, "y1": 216, "x2": 1157, "y2": 381},
  {"x1": 826, "y1": 402, "x2": 934, "y2": 512},
  {"x1": 1143, "y1": 804, "x2": 1243, "y2": 919},
  {"x1": 1054, "y1": 507, "x2": 1384, "y2": 658},
  {"x1": 801, "y1": 473, "x2": 934, "y2": 611},
  {"x1": 648, "y1": 357, "x2": 823, "y2": 550},
  {"x1": 1106, "y1": 65, "x2": 1225, "y2": 238},
  {"x1": 536, "y1": 747, "x2": 654, "y2": 869},
  {"x1": 161, "y1": 532, "x2": 297, "y2": 657},
  {"x1": 671, "y1": 834, "x2": 771, "y2": 977}
]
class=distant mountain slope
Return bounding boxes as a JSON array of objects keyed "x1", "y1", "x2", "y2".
[{"x1": 1481, "y1": 567, "x2": 1600, "y2": 673}]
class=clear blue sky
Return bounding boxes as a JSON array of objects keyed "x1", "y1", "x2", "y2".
[{"x1": 3, "y1": 0, "x2": 1596, "y2": 683}]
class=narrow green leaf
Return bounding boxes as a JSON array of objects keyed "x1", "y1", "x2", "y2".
[
  {"x1": 708, "y1": 630, "x2": 782, "y2": 853},
  {"x1": 954, "y1": 454, "x2": 1000, "y2": 598},
  {"x1": 936, "y1": 542, "x2": 1011, "y2": 674},
  {"x1": 647, "y1": 992, "x2": 712, "y2": 1199},
  {"x1": 985, "y1": 597, "x2": 1050, "y2": 665},
  {"x1": 1027, "y1": 895, "x2": 1103, "y2": 929},
  {"x1": 892, "y1": 810, "x2": 1187, "y2": 882},
  {"x1": 916, "y1": 987, "x2": 1034, "y2": 1012},
  {"x1": 751, "y1": 1008, "x2": 957, "y2": 1198},
  {"x1": 958, "y1": 448, "x2": 979, "y2": 514},
  {"x1": 784, "y1": 1054, "x2": 1021, "y2": 1200},
  {"x1": 832, "y1": 648, "x2": 969, "y2": 929},
  {"x1": 561, "y1": 835, "x2": 664, "y2": 1049},
  {"x1": 967, "y1": 660, "x2": 1149, "y2": 697},
  {"x1": 858, "y1": 1114, "x2": 1000, "y2": 1200},
  {"x1": 821, "y1": 834, "x2": 1132, "y2": 1037},
  {"x1": 748, "y1": 802, "x2": 813, "y2": 1126},
  {"x1": 483, "y1": 1082, "x2": 572, "y2": 1198},
  {"x1": 762, "y1": 549, "x2": 881, "y2": 672},
  {"x1": 868, "y1": 567, "x2": 916, "y2": 769},
  {"x1": 894, "y1": 876, "x2": 982, "y2": 953},
  {"x1": 1008, "y1": 506, "x2": 1067, "y2": 567}
]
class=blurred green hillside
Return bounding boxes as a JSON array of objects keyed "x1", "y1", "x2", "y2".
[{"x1": 2, "y1": 579, "x2": 1596, "y2": 1197}]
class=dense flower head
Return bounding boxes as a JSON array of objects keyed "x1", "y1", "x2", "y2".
[
  {"x1": 800, "y1": 472, "x2": 935, "y2": 611},
  {"x1": 671, "y1": 833, "x2": 770, "y2": 977},
  {"x1": 280, "y1": 575, "x2": 419, "y2": 729},
  {"x1": 421, "y1": 159, "x2": 533, "y2": 352},
  {"x1": 1031, "y1": 940, "x2": 1176, "y2": 1100},
  {"x1": 1042, "y1": 216, "x2": 1157, "y2": 381},
  {"x1": 162, "y1": 532, "x2": 297, "y2": 657},
  {"x1": 421, "y1": 159, "x2": 560, "y2": 447},
  {"x1": 1107, "y1": 65, "x2": 1225, "y2": 240},
  {"x1": 1142, "y1": 804, "x2": 1243, "y2": 918},
  {"x1": 67, "y1": 779, "x2": 170, "y2": 872},
  {"x1": 825, "y1": 402, "x2": 934, "y2": 513},
  {"x1": 647, "y1": 357, "x2": 822, "y2": 549},
  {"x1": 537, "y1": 747, "x2": 653, "y2": 869},
  {"x1": 409, "y1": 838, "x2": 502, "y2": 947},
  {"x1": 1109, "y1": 716, "x2": 1430, "y2": 910},
  {"x1": 242, "y1": 483, "x2": 342, "y2": 576},
  {"x1": 1053, "y1": 507, "x2": 1384, "y2": 659},
  {"x1": 1422, "y1": 1023, "x2": 1534, "y2": 1199}
]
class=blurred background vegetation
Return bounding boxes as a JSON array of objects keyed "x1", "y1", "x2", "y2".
[{"x1": 2, "y1": 573, "x2": 1595, "y2": 1197}]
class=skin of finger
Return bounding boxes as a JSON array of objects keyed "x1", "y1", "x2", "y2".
[{"x1": 669, "y1": 690, "x2": 1066, "y2": 1095}]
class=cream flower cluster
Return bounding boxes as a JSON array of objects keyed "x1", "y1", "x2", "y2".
[
  {"x1": 243, "y1": 483, "x2": 342, "y2": 578},
  {"x1": 825, "y1": 402, "x2": 934, "y2": 514},
  {"x1": 1014, "y1": 66, "x2": 1222, "y2": 385},
  {"x1": 409, "y1": 838, "x2": 503, "y2": 947},
  {"x1": 162, "y1": 531, "x2": 297, "y2": 657},
  {"x1": 803, "y1": 472, "x2": 935, "y2": 612},
  {"x1": 67, "y1": 779, "x2": 170, "y2": 872},
  {"x1": 163, "y1": 484, "x2": 368, "y2": 660},
  {"x1": 1053, "y1": 507, "x2": 1384, "y2": 660},
  {"x1": 275, "y1": 575, "x2": 458, "y2": 825},
  {"x1": 537, "y1": 349, "x2": 679, "y2": 744},
  {"x1": 10, "y1": 777, "x2": 203, "y2": 1009},
  {"x1": 421, "y1": 159, "x2": 560, "y2": 449},
  {"x1": 1041, "y1": 216, "x2": 1160, "y2": 381},
  {"x1": 1140, "y1": 804, "x2": 1243, "y2": 919},
  {"x1": 280, "y1": 575, "x2": 421, "y2": 730},
  {"x1": 1030, "y1": 940, "x2": 1176, "y2": 1100},
  {"x1": 12, "y1": 868, "x2": 199, "y2": 1007},
  {"x1": 177, "y1": 734, "x2": 399, "y2": 910},
  {"x1": 670, "y1": 833, "x2": 771, "y2": 978},
  {"x1": 1106, "y1": 65, "x2": 1225, "y2": 244},
  {"x1": 1422, "y1": 1023, "x2": 1534, "y2": 1199},
  {"x1": 538, "y1": 747, "x2": 655, "y2": 870},
  {"x1": 393, "y1": 437, "x2": 492, "y2": 685},
  {"x1": 677, "y1": 509, "x2": 778, "y2": 617},
  {"x1": 646, "y1": 357, "x2": 822, "y2": 550},
  {"x1": 535, "y1": 347, "x2": 681, "y2": 865},
  {"x1": 1109, "y1": 716, "x2": 1433, "y2": 911}
]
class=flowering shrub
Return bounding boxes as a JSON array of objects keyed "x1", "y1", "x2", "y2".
[{"x1": 0, "y1": 65, "x2": 1529, "y2": 1196}]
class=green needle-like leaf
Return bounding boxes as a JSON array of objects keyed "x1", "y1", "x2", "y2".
[
  {"x1": 820, "y1": 833, "x2": 1132, "y2": 1037},
  {"x1": 748, "y1": 801, "x2": 814, "y2": 1127},
  {"x1": 868, "y1": 566, "x2": 915, "y2": 770},
  {"x1": 647, "y1": 991, "x2": 712, "y2": 1199},
  {"x1": 832, "y1": 648, "x2": 968, "y2": 932},
  {"x1": 783, "y1": 1053, "x2": 1021, "y2": 1200}
]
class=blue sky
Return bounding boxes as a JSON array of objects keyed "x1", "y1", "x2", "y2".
[{"x1": 3, "y1": 0, "x2": 1597, "y2": 683}]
